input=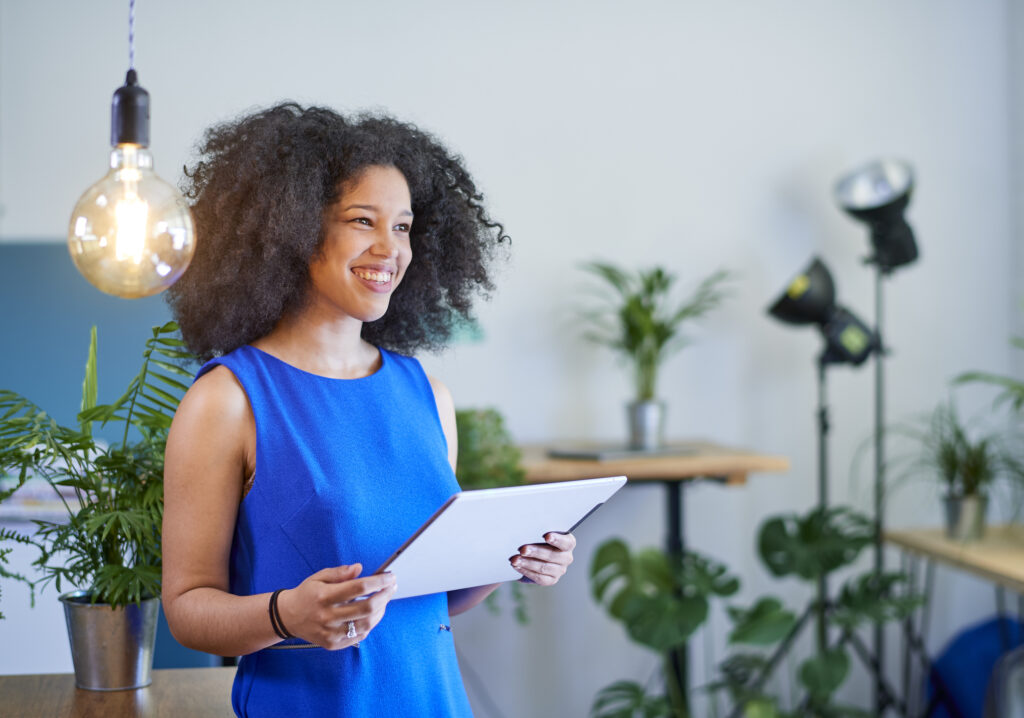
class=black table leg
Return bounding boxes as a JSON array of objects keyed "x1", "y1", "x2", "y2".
[{"x1": 665, "y1": 481, "x2": 688, "y2": 715}]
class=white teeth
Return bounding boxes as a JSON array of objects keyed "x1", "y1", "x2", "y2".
[{"x1": 353, "y1": 269, "x2": 392, "y2": 284}]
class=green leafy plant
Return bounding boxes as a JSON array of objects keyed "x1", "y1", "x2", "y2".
[
  {"x1": 884, "y1": 399, "x2": 1020, "y2": 500},
  {"x1": 757, "y1": 507, "x2": 873, "y2": 581},
  {"x1": 577, "y1": 263, "x2": 731, "y2": 401},
  {"x1": 586, "y1": 507, "x2": 918, "y2": 717},
  {"x1": 455, "y1": 408, "x2": 525, "y2": 490},
  {"x1": 0, "y1": 322, "x2": 193, "y2": 608},
  {"x1": 590, "y1": 538, "x2": 739, "y2": 717},
  {"x1": 955, "y1": 334, "x2": 1024, "y2": 413},
  {"x1": 714, "y1": 506, "x2": 919, "y2": 717},
  {"x1": 454, "y1": 407, "x2": 529, "y2": 622},
  {"x1": 0, "y1": 526, "x2": 36, "y2": 619}
]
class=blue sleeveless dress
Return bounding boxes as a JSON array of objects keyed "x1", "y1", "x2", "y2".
[{"x1": 195, "y1": 345, "x2": 474, "y2": 717}]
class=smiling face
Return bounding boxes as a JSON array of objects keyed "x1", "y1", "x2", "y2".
[{"x1": 307, "y1": 165, "x2": 414, "y2": 324}]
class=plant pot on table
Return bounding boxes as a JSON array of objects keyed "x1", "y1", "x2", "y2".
[
  {"x1": 60, "y1": 591, "x2": 159, "y2": 691},
  {"x1": 943, "y1": 493, "x2": 987, "y2": 541},
  {"x1": 627, "y1": 399, "x2": 666, "y2": 450}
]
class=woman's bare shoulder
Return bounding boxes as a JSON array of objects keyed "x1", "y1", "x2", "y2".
[
  {"x1": 176, "y1": 364, "x2": 249, "y2": 419},
  {"x1": 168, "y1": 364, "x2": 254, "y2": 468},
  {"x1": 426, "y1": 374, "x2": 453, "y2": 413}
]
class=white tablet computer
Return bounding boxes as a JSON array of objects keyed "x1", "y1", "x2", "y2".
[{"x1": 376, "y1": 476, "x2": 626, "y2": 600}]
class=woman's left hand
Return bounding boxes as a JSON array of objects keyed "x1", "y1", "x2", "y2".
[{"x1": 510, "y1": 532, "x2": 576, "y2": 586}]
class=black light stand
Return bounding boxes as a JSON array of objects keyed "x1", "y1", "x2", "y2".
[
  {"x1": 835, "y1": 159, "x2": 918, "y2": 716},
  {"x1": 733, "y1": 257, "x2": 891, "y2": 718},
  {"x1": 872, "y1": 263, "x2": 889, "y2": 714},
  {"x1": 815, "y1": 351, "x2": 833, "y2": 654}
]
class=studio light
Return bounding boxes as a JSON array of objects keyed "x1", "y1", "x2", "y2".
[
  {"x1": 834, "y1": 159, "x2": 917, "y2": 271},
  {"x1": 67, "y1": 1, "x2": 194, "y2": 298},
  {"x1": 768, "y1": 257, "x2": 877, "y2": 366},
  {"x1": 836, "y1": 159, "x2": 918, "y2": 710}
]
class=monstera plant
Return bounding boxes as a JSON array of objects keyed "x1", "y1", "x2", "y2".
[{"x1": 589, "y1": 538, "x2": 739, "y2": 716}]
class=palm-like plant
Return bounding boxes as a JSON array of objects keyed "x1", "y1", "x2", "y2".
[
  {"x1": 0, "y1": 322, "x2": 193, "y2": 608},
  {"x1": 886, "y1": 400, "x2": 1006, "y2": 500},
  {"x1": 578, "y1": 263, "x2": 730, "y2": 401},
  {"x1": 956, "y1": 335, "x2": 1024, "y2": 413}
]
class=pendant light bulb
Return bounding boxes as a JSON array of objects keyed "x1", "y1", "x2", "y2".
[{"x1": 68, "y1": 70, "x2": 194, "y2": 298}]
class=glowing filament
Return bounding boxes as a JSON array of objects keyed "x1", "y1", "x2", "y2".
[{"x1": 114, "y1": 195, "x2": 149, "y2": 264}]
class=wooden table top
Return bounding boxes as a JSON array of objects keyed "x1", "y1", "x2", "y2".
[
  {"x1": 520, "y1": 440, "x2": 790, "y2": 485},
  {"x1": 884, "y1": 524, "x2": 1024, "y2": 595},
  {"x1": 0, "y1": 667, "x2": 236, "y2": 718}
]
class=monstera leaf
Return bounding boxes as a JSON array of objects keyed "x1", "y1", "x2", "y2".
[
  {"x1": 758, "y1": 507, "x2": 873, "y2": 581},
  {"x1": 798, "y1": 647, "x2": 849, "y2": 703},
  {"x1": 727, "y1": 597, "x2": 797, "y2": 646},
  {"x1": 830, "y1": 571, "x2": 923, "y2": 629},
  {"x1": 590, "y1": 680, "x2": 672, "y2": 718},
  {"x1": 591, "y1": 538, "x2": 738, "y2": 652}
]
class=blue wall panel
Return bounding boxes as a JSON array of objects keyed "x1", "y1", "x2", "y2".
[{"x1": 0, "y1": 242, "x2": 221, "y2": 668}]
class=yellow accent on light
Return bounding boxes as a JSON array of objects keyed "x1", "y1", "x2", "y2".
[
  {"x1": 840, "y1": 326, "x2": 869, "y2": 354},
  {"x1": 786, "y1": 274, "x2": 810, "y2": 299}
]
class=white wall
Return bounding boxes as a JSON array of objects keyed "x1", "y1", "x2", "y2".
[{"x1": 0, "y1": 1, "x2": 1018, "y2": 715}]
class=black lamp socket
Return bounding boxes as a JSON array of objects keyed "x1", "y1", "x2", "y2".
[{"x1": 110, "y1": 69, "x2": 150, "y2": 147}]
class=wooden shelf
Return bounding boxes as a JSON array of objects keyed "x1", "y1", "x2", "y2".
[
  {"x1": 884, "y1": 524, "x2": 1024, "y2": 595},
  {"x1": 521, "y1": 440, "x2": 790, "y2": 485}
]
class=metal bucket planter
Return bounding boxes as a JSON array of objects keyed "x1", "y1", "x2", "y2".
[
  {"x1": 627, "y1": 399, "x2": 666, "y2": 450},
  {"x1": 59, "y1": 591, "x2": 159, "y2": 691},
  {"x1": 943, "y1": 493, "x2": 987, "y2": 541}
]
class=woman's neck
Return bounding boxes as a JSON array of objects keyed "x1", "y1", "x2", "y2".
[{"x1": 252, "y1": 312, "x2": 381, "y2": 380}]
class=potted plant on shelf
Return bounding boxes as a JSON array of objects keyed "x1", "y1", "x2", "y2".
[
  {"x1": 577, "y1": 262, "x2": 730, "y2": 450},
  {"x1": 887, "y1": 400, "x2": 1021, "y2": 540},
  {"x1": 0, "y1": 322, "x2": 192, "y2": 690}
]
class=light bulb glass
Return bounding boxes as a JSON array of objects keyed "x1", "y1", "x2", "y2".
[{"x1": 68, "y1": 145, "x2": 195, "y2": 298}]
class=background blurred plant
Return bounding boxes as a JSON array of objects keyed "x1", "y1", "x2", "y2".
[
  {"x1": 455, "y1": 408, "x2": 525, "y2": 490},
  {"x1": 955, "y1": 334, "x2": 1024, "y2": 413},
  {"x1": 587, "y1": 506, "x2": 920, "y2": 717},
  {"x1": 713, "y1": 506, "x2": 920, "y2": 718},
  {"x1": 577, "y1": 262, "x2": 731, "y2": 401},
  {"x1": 454, "y1": 407, "x2": 530, "y2": 623},
  {"x1": 589, "y1": 538, "x2": 739, "y2": 717}
]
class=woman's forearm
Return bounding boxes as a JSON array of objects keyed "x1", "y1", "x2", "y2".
[
  {"x1": 163, "y1": 586, "x2": 282, "y2": 657},
  {"x1": 448, "y1": 583, "x2": 501, "y2": 616}
]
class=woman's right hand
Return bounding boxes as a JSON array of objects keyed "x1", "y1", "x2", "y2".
[{"x1": 277, "y1": 563, "x2": 397, "y2": 650}]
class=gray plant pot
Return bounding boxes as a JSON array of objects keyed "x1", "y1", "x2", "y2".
[
  {"x1": 59, "y1": 591, "x2": 159, "y2": 691},
  {"x1": 943, "y1": 493, "x2": 987, "y2": 541},
  {"x1": 627, "y1": 399, "x2": 666, "y2": 450}
]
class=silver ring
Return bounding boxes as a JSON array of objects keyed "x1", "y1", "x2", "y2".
[{"x1": 347, "y1": 621, "x2": 357, "y2": 639}]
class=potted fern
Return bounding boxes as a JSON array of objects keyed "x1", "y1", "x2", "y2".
[
  {"x1": 0, "y1": 322, "x2": 192, "y2": 690},
  {"x1": 577, "y1": 262, "x2": 730, "y2": 449}
]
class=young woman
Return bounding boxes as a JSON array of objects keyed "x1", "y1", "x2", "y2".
[{"x1": 161, "y1": 104, "x2": 576, "y2": 716}]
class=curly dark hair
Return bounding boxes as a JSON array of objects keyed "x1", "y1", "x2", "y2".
[{"x1": 167, "y1": 102, "x2": 507, "y2": 362}]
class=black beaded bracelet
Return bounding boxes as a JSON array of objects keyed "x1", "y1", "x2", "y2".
[{"x1": 269, "y1": 589, "x2": 293, "y2": 640}]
